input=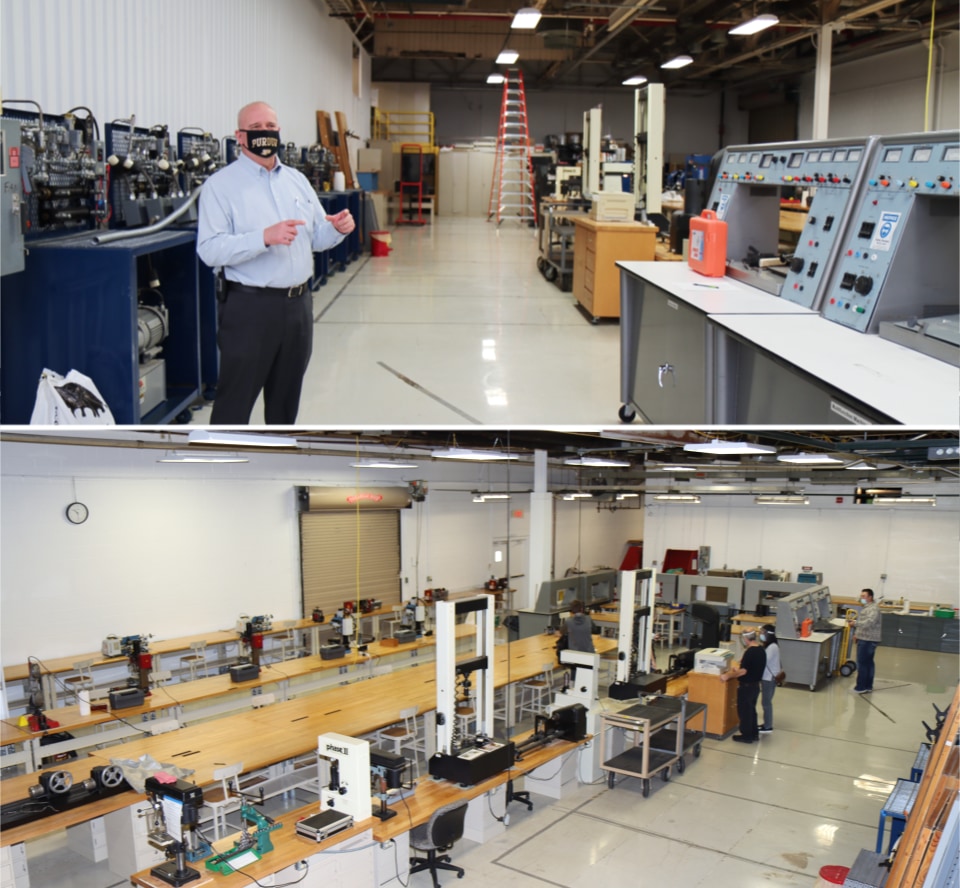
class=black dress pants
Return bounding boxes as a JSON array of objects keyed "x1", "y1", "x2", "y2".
[
  {"x1": 736, "y1": 681, "x2": 761, "y2": 740},
  {"x1": 210, "y1": 285, "x2": 313, "y2": 425}
]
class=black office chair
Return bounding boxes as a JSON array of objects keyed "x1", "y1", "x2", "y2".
[{"x1": 409, "y1": 800, "x2": 468, "y2": 887}]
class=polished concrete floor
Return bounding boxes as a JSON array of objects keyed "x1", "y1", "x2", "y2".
[
  {"x1": 20, "y1": 644, "x2": 957, "y2": 887},
  {"x1": 191, "y1": 217, "x2": 622, "y2": 426}
]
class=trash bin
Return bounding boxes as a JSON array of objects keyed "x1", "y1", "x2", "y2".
[
  {"x1": 814, "y1": 865, "x2": 850, "y2": 887},
  {"x1": 371, "y1": 231, "x2": 392, "y2": 257}
]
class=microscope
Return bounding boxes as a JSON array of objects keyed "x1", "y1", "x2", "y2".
[{"x1": 143, "y1": 776, "x2": 209, "y2": 886}]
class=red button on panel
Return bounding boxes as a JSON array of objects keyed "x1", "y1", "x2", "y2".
[{"x1": 941, "y1": 181, "x2": 952, "y2": 190}]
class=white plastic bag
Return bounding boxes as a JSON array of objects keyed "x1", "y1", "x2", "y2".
[{"x1": 30, "y1": 368, "x2": 115, "y2": 425}]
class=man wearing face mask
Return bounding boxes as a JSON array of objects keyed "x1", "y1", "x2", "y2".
[
  {"x1": 852, "y1": 588, "x2": 882, "y2": 694},
  {"x1": 720, "y1": 628, "x2": 766, "y2": 743},
  {"x1": 197, "y1": 101, "x2": 355, "y2": 424}
]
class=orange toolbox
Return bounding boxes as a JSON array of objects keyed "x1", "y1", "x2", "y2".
[{"x1": 688, "y1": 209, "x2": 727, "y2": 277}]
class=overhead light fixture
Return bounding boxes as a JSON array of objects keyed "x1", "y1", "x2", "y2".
[
  {"x1": 511, "y1": 7, "x2": 542, "y2": 29},
  {"x1": 560, "y1": 491, "x2": 593, "y2": 500},
  {"x1": 622, "y1": 76, "x2": 648, "y2": 86},
  {"x1": 564, "y1": 456, "x2": 631, "y2": 467},
  {"x1": 683, "y1": 439, "x2": 776, "y2": 456},
  {"x1": 496, "y1": 50, "x2": 519, "y2": 64},
  {"x1": 776, "y1": 452, "x2": 844, "y2": 465},
  {"x1": 729, "y1": 13, "x2": 779, "y2": 36},
  {"x1": 844, "y1": 460, "x2": 878, "y2": 471},
  {"x1": 661, "y1": 54, "x2": 693, "y2": 69},
  {"x1": 487, "y1": 73, "x2": 505, "y2": 84},
  {"x1": 616, "y1": 493, "x2": 640, "y2": 500},
  {"x1": 872, "y1": 496, "x2": 937, "y2": 505},
  {"x1": 432, "y1": 447, "x2": 519, "y2": 461},
  {"x1": 472, "y1": 492, "x2": 511, "y2": 502},
  {"x1": 655, "y1": 465, "x2": 696, "y2": 472},
  {"x1": 157, "y1": 452, "x2": 249, "y2": 464},
  {"x1": 350, "y1": 459, "x2": 419, "y2": 469},
  {"x1": 654, "y1": 493, "x2": 701, "y2": 503},
  {"x1": 755, "y1": 494, "x2": 809, "y2": 505},
  {"x1": 187, "y1": 430, "x2": 294, "y2": 448}
]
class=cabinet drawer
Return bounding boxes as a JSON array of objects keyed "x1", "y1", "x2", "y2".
[
  {"x1": 579, "y1": 228, "x2": 597, "y2": 253},
  {"x1": 584, "y1": 246, "x2": 597, "y2": 274},
  {"x1": 584, "y1": 265, "x2": 595, "y2": 295}
]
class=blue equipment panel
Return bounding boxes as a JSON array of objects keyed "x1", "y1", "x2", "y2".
[
  {"x1": 708, "y1": 138, "x2": 875, "y2": 309},
  {"x1": 820, "y1": 130, "x2": 959, "y2": 333},
  {"x1": 1, "y1": 228, "x2": 200, "y2": 424}
]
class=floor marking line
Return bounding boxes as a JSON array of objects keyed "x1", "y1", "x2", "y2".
[
  {"x1": 377, "y1": 361, "x2": 482, "y2": 423},
  {"x1": 313, "y1": 256, "x2": 369, "y2": 321}
]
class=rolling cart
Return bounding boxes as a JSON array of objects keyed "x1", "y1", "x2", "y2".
[
  {"x1": 536, "y1": 199, "x2": 586, "y2": 291},
  {"x1": 599, "y1": 696, "x2": 707, "y2": 797}
]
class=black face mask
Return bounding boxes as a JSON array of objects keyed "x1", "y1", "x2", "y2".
[{"x1": 242, "y1": 129, "x2": 280, "y2": 158}]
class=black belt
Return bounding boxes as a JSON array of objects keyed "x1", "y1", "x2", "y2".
[{"x1": 227, "y1": 280, "x2": 309, "y2": 299}]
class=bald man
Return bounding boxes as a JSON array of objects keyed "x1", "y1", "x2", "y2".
[{"x1": 197, "y1": 101, "x2": 355, "y2": 424}]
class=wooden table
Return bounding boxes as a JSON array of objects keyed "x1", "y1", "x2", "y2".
[
  {"x1": 128, "y1": 729, "x2": 588, "y2": 887},
  {"x1": 2, "y1": 626, "x2": 478, "y2": 773},
  {"x1": 2, "y1": 634, "x2": 616, "y2": 848}
]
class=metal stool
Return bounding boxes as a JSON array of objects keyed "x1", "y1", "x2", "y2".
[{"x1": 518, "y1": 663, "x2": 554, "y2": 719}]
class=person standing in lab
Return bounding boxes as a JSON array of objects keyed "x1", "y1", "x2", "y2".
[
  {"x1": 759, "y1": 624, "x2": 781, "y2": 733},
  {"x1": 721, "y1": 628, "x2": 766, "y2": 743},
  {"x1": 559, "y1": 600, "x2": 595, "y2": 653},
  {"x1": 852, "y1": 588, "x2": 882, "y2": 694},
  {"x1": 197, "y1": 100, "x2": 355, "y2": 424}
]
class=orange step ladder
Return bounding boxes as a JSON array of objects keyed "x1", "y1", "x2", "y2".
[{"x1": 487, "y1": 68, "x2": 537, "y2": 226}]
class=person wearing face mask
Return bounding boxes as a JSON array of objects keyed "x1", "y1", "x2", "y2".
[
  {"x1": 852, "y1": 588, "x2": 882, "y2": 694},
  {"x1": 720, "y1": 628, "x2": 766, "y2": 743},
  {"x1": 196, "y1": 100, "x2": 356, "y2": 424},
  {"x1": 758, "y1": 624, "x2": 781, "y2": 734}
]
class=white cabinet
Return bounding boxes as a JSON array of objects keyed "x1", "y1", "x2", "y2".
[
  {"x1": 0, "y1": 844, "x2": 29, "y2": 888},
  {"x1": 438, "y1": 149, "x2": 496, "y2": 217},
  {"x1": 104, "y1": 800, "x2": 167, "y2": 877}
]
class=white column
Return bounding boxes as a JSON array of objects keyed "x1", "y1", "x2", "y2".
[
  {"x1": 528, "y1": 450, "x2": 552, "y2": 611},
  {"x1": 811, "y1": 23, "x2": 834, "y2": 140}
]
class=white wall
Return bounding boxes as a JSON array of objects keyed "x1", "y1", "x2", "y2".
[
  {"x1": 1, "y1": 0, "x2": 372, "y2": 152},
  {"x1": 643, "y1": 496, "x2": 960, "y2": 606},
  {"x1": 0, "y1": 440, "x2": 640, "y2": 664},
  {"x1": 798, "y1": 31, "x2": 959, "y2": 138}
]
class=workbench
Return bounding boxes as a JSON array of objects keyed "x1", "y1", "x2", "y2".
[
  {"x1": 1, "y1": 626, "x2": 478, "y2": 774},
  {"x1": 127, "y1": 729, "x2": 589, "y2": 888},
  {"x1": 1, "y1": 634, "x2": 618, "y2": 849}
]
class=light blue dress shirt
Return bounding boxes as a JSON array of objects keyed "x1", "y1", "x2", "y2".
[{"x1": 197, "y1": 153, "x2": 345, "y2": 288}]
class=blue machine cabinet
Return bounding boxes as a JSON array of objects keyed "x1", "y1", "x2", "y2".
[{"x1": 1, "y1": 228, "x2": 201, "y2": 424}]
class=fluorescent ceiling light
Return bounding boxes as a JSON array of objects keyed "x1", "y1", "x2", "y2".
[
  {"x1": 473, "y1": 493, "x2": 511, "y2": 502},
  {"x1": 157, "y1": 452, "x2": 248, "y2": 463},
  {"x1": 487, "y1": 74, "x2": 505, "y2": 84},
  {"x1": 432, "y1": 447, "x2": 519, "y2": 461},
  {"x1": 654, "y1": 494, "x2": 701, "y2": 503},
  {"x1": 496, "y1": 50, "x2": 519, "y2": 64},
  {"x1": 511, "y1": 7, "x2": 542, "y2": 29},
  {"x1": 188, "y1": 430, "x2": 294, "y2": 448},
  {"x1": 616, "y1": 493, "x2": 640, "y2": 500},
  {"x1": 564, "y1": 456, "x2": 631, "y2": 467},
  {"x1": 655, "y1": 465, "x2": 696, "y2": 472},
  {"x1": 755, "y1": 495, "x2": 809, "y2": 505},
  {"x1": 873, "y1": 496, "x2": 936, "y2": 505},
  {"x1": 623, "y1": 76, "x2": 648, "y2": 86},
  {"x1": 776, "y1": 452, "x2": 844, "y2": 465},
  {"x1": 729, "y1": 13, "x2": 779, "y2": 36},
  {"x1": 661, "y1": 54, "x2": 693, "y2": 69},
  {"x1": 350, "y1": 459, "x2": 419, "y2": 469},
  {"x1": 683, "y1": 439, "x2": 776, "y2": 456},
  {"x1": 844, "y1": 460, "x2": 878, "y2": 471}
]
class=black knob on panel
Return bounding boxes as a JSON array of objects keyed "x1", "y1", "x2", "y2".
[
  {"x1": 854, "y1": 275, "x2": 873, "y2": 295},
  {"x1": 790, "y1": 256, "x2": 805, "y2": 273}
]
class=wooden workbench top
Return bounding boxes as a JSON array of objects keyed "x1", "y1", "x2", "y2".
[{"x1": 2, "y1": 634, "x2": 615, "y2": 848}]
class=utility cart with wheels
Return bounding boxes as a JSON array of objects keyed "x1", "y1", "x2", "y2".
[
  {"x1": 599, "y1": 696, "x2": 707, "y2": 797},
  {"x1": 537, "y1": 199, "x2": 586, "y2": 292}
]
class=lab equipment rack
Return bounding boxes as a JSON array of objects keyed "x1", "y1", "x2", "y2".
[{"x1": 599, "y1": 695, "x2": 707, "y2": 797}]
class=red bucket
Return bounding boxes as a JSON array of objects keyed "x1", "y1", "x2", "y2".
[{"x1": 371, "y1": 231, "x2": 392, "y2": 257}]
